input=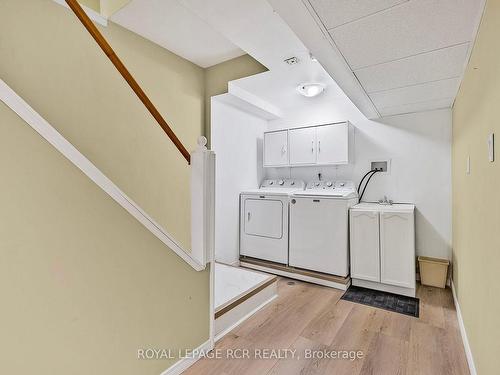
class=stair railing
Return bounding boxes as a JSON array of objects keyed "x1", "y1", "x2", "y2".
[{"x1": 65, "y1": 0, "x2": 191, "y2": 163}]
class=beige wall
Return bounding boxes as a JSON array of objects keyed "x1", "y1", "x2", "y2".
[
  {"x1": 0, "y1": 1, "x2": 267, "y2": 374},
  {"x1": 80, "y1": 0, "x2": 100, "y2": 12},
  {"x1": 0, "y1": 100, "x2": 210, "y2": 374},
  {"x1": 75, "y1": 0, "x2": 131, "y2": 16},
  {"x1": 452, "y1": 1, "x2": 500, "y2": 374},
  {"x1": 100, "y1": 0, "x2": 131, "y2": 16},
  {"x1": 0, "y1": 0, "x2": 211, "y2": 374},
  {"x1": 1, "y1": 0, "x2": 205, "y2": 249},
  {"x1": 204, "y1": 54, "x2": 267, "y2": 142}
]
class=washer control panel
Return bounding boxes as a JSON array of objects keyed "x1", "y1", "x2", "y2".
[
  {"x1": 305, "y1": 180, "x2": 355, "y2": 190},
  {"x1": 261, "y1": 179, "x2": 305, "y2": 189}
]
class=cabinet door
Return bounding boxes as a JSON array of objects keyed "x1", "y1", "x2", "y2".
[
  {"x1": 243, "y1": 199, "x2": 283, "y2": 239},
  {"x1": 350, "y1": 210, "x2": 380, "y2": 282},
  {"x1": 380, "y1": 211, "x2": 415, "y2": 288},
  {"x1": 316, "y1": 123, "x2": 348, "y2": 164},
  {"x1": 289, "y1": 127, "x2": 317, "y2": 165},
  {"x1": 264, "y1": 131, "x2": 288, "y2": 166}
]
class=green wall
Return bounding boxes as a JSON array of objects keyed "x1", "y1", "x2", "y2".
[
  {"x1": 1, "y1": 0, "x2": 205, "y2": 249},
  {"x1": 204, "y1": 54, "x2": 267, "y2": 143},
  {"x1": 0, "y1": 99, "x2": 210, "y2": 374},
  {"x1": 0, "y1": 1, "x2": 267, "y2": 374},
  {"x1": 452, "y1": 1, "x2": 500, "y2": 374}
]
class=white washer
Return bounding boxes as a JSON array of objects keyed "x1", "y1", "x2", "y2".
[
  {"x1": 240, "y1": 179, "x2": 305, "y2": 264},
  {"x1": 289, "y1": 181, "x2": 358, "y2": 276}
]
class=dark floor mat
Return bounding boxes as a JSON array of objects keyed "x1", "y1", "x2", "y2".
[{"x1": 341, "y1": 285, "x2": 419, "y2": 317}]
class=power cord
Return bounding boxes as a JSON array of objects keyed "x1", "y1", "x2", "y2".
[
  {"x1": 357, "y1": 169, "x2": 377, "y2": 195},
  {"x1": 358, "y1": 169, "x2": 381, "y2": 202}
]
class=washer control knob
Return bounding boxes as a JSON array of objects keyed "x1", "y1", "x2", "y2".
[
  {"x1": 290, "y1": 181, "x2": 295, "y2": 185},
  {"x1": 278, "y1": 180, "x2": 285, "y2": 185},
  {"x1": 339, "y1": 182, "x2": 345, "y2": 187},
  {"x1": 269, "y1": 181, "x2": 274, "y2": 185},
  {"x1": 315, "y1": 182, "x2": 321, "y2": 187},
  {"x1": 326, "y1": 181, "x2": 333, "y2": 187}
]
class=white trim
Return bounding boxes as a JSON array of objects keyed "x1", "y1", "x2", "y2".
[
  {"x1": 190, "y1": 139, "x2": 215, "y2": 266},
  {"x1": 208, "y1": 259, "x2": 216, "y2": 349},
  {"x1": 215, "y1": 294, "x2": 278, "y2": 342},
  {"x1": 227, "y1": 82, "x2": 283, "y2": 119},
  {"x1": 159, "y1": 339, "x2": 213, "y2": 375},
  {"x1": 240, "y1": 261, "x2": 350, "y2": 290},
  {"x1": 0, "y1": 79, "x2": 206, "y2": 271},
  {"x1": 451, "y1": 281, "x2": 477, "y2": 375},
  {"x1": 52, "y1": 0, "x2": 109, "y2": 27}
]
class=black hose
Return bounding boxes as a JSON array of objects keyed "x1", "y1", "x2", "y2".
[
  {"x1": 357, "y1": 169, "x2": 377, "y2": 195},
  {"x1": 359, "y1": 170, "x2": 380, "y2": 202}
]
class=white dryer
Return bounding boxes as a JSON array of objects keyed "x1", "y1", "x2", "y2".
[
  {"x1": 240, "y1": 179, "x2": 305, "y2": 264},
  {"x1": 289, "y1": 181, "x2": 358, "y2": 276}
]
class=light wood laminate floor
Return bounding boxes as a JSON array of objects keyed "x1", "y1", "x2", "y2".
[{"x1": 185, "y1": 277, "x2": 469, "y2": 375}]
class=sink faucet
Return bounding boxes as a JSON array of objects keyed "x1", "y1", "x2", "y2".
[{"x1": 378, "y1": 195, "x2": 393, "y2": 205}]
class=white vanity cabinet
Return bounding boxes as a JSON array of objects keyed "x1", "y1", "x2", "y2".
[
  {"x1": 350, "y1": 209, "x2": 380, "y2": 283},
  {"x1": 263, "y1": 122, "x2": 352, "y2": 167},
  {"x1": 263, "y1": 130, "x2": 288, "y2": 166},
  {"x1": 349, "y1": 203, "x2": 416, "y2": 297}
]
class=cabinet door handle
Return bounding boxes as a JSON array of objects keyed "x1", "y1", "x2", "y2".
[
  {"x1": 247, "y1": 212, "x2": 251, "y2": 221},
  {"x1": 318, "y1": 140, "x2": 321, "y2": 153},
  {"x1": 311, "y1": 140, "x2": 314, "y2": 153}
]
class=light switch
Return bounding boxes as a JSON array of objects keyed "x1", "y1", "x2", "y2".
[
  {"x1": 466, "y1": 156, "x2": 470, "y2": 175},
  {"x1": 488, "y1": 133, "x2": 495, "y2": 162}
]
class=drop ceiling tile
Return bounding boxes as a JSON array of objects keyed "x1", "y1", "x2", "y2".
[
  {"x1": 369, "y1": 77, "x2": 460, "y2": 109},
  {"x1": 330, "y1": 0, "x2": 482, "y2": 69},
  {"x1": 378, "y1": 97, "x2": 454, "y2": 117},
  {"x1": 309, "y1": 0, "x2": 408, "y2": 29},
  {"x1": 355, "y1": 43, "x2": 470, "y2": 93}
]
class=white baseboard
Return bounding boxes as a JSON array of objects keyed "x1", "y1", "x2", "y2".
[
  {"x1": 451, "y1": 281, "x2": 477, "y2": 375},
  {"x1": 160, "y1": 339, "x2": 213, "y2": 375}
]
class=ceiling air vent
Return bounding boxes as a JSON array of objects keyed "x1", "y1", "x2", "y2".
[{"x1": 284, "y1": 56, "x2": 300, "y2": 65}]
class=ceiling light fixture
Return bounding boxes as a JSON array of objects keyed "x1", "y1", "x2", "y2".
[{"x1": 297, "y1": 83, "x2": 325, "y2": 98}]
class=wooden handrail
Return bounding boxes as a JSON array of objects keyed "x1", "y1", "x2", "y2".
[{"x1": 65, "y1": 0, "x2": 191, "y2": 164}]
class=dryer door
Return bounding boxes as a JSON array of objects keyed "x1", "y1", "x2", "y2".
[{"x1": 244, "y1": 198, "x2": 283, "y2": 239}]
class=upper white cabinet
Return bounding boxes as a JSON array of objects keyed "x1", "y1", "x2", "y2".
[
  {"x1": 316, "y1": 123, "x2": 349, "y2": 164},
  {"x1": 263, "y1": 122, "x2": 352, "y2": 167},
  {"x1": 264, "y1": 130, "x2": 288, "y2": 166},
  {"x1": 289, "y1": 127, "x2": 317, "y2": 165}
]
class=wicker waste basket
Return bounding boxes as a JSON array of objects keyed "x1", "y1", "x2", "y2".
[{"x1": 418, "y1": 256, "x2": 449, "y2": 288}]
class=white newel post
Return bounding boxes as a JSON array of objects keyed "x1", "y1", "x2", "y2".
[{"x1": 191, "y1": 136, "x2": 216, "y2": 266}]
